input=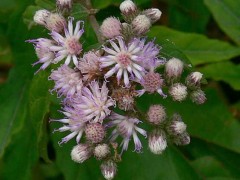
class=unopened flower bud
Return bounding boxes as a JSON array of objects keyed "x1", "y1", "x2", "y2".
[
  {"x1": 101, "y1": 160, "x2": 117, "y2": 180},
  {"x1": 120, "y1": 0, "x2": 137, "y2": 15},
  {"x1": 190, "y1": 89, "x2": 207, "y2": 105},
  {"x1": 85, "y1": 123, "x2": 105, "y2": 144},
  {"x1": 143, "y1": 8, "x2": 162, "y2": 23},
  {"x1": 100, "y1": 17, "x2": 122, "y2": 39},
  {"x1": 169, "y1": 83, "x2": 188, "y2": 102},
  {"x1": 148, "y1": 129, "x2": 167, "y2": 154},
  {"x1": 71, "y1": 144, "x2": 92, "y2": 163},
  {"x1": 46, "y1": 13, "x2": 66, "y2": 32},
  {"x1": 147, "y1": 105, "x2": 166, "y2": 125},
  {"x1": 167, "y1": 120, "x2": 187, "y2": 136},
  {"x1": 186, "y1": 72, "x2": 203, "y2": 88},
  {"x1": 94, "y1": 144, "x2": 111, "y2": 160},
  {"x1": 165, "y1": 58, "x2": 184, "y2": 80},
  {"x1": 173, "y1": 132, "x2": 190, "y2": 146},
  {"x1": 132, "y1": 15, "x2": 151, "y2": 35},
  {"x1": 33, "y1": 9, "x2": 50, "y2": 26},
  {"x1": 56, "y1": 0, "x2": 72, "y2": 11},
  {"x1": 142, "y1": 72, "x2": 164, "y2": 94}
]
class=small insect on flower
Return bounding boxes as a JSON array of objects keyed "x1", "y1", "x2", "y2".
[
  {"x1": 108, "y1": 112, "x2": 147, "y2": 153},
  {"x1": 50, "y1": 17, "x2": 84, "y2": 66},
  {"x1": 100, "y1": 37, "x2": 148, "y2": 87}
]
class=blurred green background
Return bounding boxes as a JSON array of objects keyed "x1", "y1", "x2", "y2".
[{"x1": 1, "y1": 0, "x2": 240, "y2": 179}]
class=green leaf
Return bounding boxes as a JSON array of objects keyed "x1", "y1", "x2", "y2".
[
  {"x1": 168, "y1": 0, "x2": 210, "y2": 33},
  {"x1": 35, "y1": 0, "x2": 55, "y2": 10},
  {"x1": 137, "y1": 88, "x2": 240, "y2": 154},
  {"x1": 199, "y1": 61, "x2": 240, "y2": 90},
  {"x1": 191, "y1": 156, "x2": 231, "y2": 178},
  {"x1": 23, "y1": 5, "x2": 42, "y2": 29},
  {"x1": 148, "y1": 26, "x2": 240, "y2": 65},
  {"x1": 204, "y1": 0, "x2": 240, "y2": 46}
]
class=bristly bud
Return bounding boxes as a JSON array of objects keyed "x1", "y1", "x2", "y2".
[
  {"x1": 142, "y1": 72, "x2": 164, "y2": 94},
  {"x1": 71, "y1": 144, "x2": 92, "y2": 163},
  {"x1": 143, "y1": 8, "x2": 162, "y2": 23},
  {"x1": 85, "y1": 123, "x2": 105, "y2": 144},
  {"x1": 120, "y1": 0, "x2": 137, "y2": 16},
  {"x1": 165, "y1": 58, "x2": 184, "y2": 80},
  {"x1": 167, "y1": 114, "x2": 187, "y2": 136},
  {"x1": 101, "y1": 160, "x2": 117, "y2": 180},
  {"x1": 148, "y1": 129, "x2": 167, "y2": 154},
  {"x1": 56, "y1": 0, "x2": 72, "y2": 12},
  {"x1": 169, "y1": 83, "x2": 188, "y2": 102},
  {"x1": 78, "y1": 51, "x2": 101, "y2": 82},
  {"x1": 111, "y1": 87, "x2": 136, "y2": 111},
  {"x1": 173, "y1": 132, "x2": 190, "y2": 146},
  {"x1": 100, "y1": 17, "x2": 122, "y2": 39},
  {"x1": 94, "y1": 144, "x2": 111, "y2": 160},
  {"x1": 186, "y1": 72, "x2": 203, "y2": 88},
  {"x1": 33, "y1": 9, "x2": 50, "y2": 26},
  {"x1": 190, "y1": 89, "x2": 207, "y2": 105},
  {"x1": 147, "y1": 105, "x2": 166, "y2": 125},
  {"x1": 45, "y1": 13, "x2": 66, "y2": 32},
  {"x1": 132, "y1": 15, "x2": 151, "y2": 35}
]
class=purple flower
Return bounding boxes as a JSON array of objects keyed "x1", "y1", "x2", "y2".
[
  {"x1": 100, "y1": 37, "x2": 147, "y2": 87},
  {"x1": 50, "y1": 17, "x2": 84, "y2": 66},
  {"x1": 107, "y1": 112, "x2": 147, "y2": 153},
  {"x1": 26, "y1": 38, "x2": 55, "y2": 73},
  {"x1": 74, "y1": 81, "x2": 115, "y2": 123},
  {"x1": 51, "y1": 106, "x2": 86, "y2": 145},
  {"x1": 49, "y1": 64, "x2": 83, "y2": 99}
]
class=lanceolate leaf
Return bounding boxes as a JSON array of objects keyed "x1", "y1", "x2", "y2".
[
  {"x1": 204, "y1": 0, "x2": 240, "y2": 46},
  {"x1": 148, "y1": 26, "x2": 240, "y2": 65},
  {"x1": 199, "y1": 61, "x2": 240, "y2": 91}
]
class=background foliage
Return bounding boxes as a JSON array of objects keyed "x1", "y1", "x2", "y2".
[{"x1": 0, "y1": 0, "x2": 240, "y2": 179}]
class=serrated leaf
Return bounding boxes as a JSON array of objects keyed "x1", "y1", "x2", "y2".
[
  {"x1": 199, "y1": 61, "x2": 240, "y2": 90},
  {"x1": 148, "y1": 26, "x2": 240, "y2": 65},
  {"x1": 204, "y1": 0, "x2": 240, "y2": 46}
]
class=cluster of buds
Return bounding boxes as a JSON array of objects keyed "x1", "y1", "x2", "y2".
[{"x1": 27, "y1": 0, "x2": 207, "y2": 179}]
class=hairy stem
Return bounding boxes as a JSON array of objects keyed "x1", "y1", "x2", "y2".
[{"x1": 84, "y1": 0, "x2": 103, "y2": 43}]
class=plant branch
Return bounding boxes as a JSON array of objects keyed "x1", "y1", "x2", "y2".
[{"x1": 84, "y1": 0, "x2": 103, "y2": 43}]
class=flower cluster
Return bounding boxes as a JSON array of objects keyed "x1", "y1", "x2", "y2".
[{"x1": 27, "y1": 0, "x2": 207, "y2": 179}]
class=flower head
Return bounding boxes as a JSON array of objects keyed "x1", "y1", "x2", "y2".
[
  {"x1": 100, "y1": 17, "x2": 122, "y2": 39},
  {"x1": 85, "y1": 123, "x2": 106, "y2": 143},
  {"x1": 148, "y1": 129, "x2": 167, "y2": 154},
  {"x1": 94, "y1": 144, "x2": 111, "y2": 160},
  {"x1": 46, "y1": 13, "x2": 66, "y2": 32},
  {"x1": 57, "y1": 0, "x2": 72, "y2": 11},
  {"x1": 108, "y1": 112, "x2": 147, "y2": 153},
  {"x1": 71, "y1": 143, "x2": 93, "y2": 163},
  {"x1": 165, "y1": 58, "x2": 184, "y2": 80},
  {"x1": 147, "y1": 104, "x2": 166, "y2": 125},
  {"x1": 75, "y1": 81, "x2": 115, "y2": 123},
  {"x1": 50, "y1": 18, "x2": 84, "y2": 66},
  {"x1": 101, "y1": 160, "x2": 117, "y2": 180},
  {"x1": 26, "y1": 38, "x2": 55, "y2": 73},
  {"x1": 100, "y1": 37, "x2": 149, "y2": 87},
  {"x1": 49, "y1": 64, "x2": 83, "y2": 98},
  {"x1": 51, "y1": 106, "x2": 86, "y2": 145},
  {"x1": 143, "y1": 8, "x2": 162, "y2": 23},
  {"x1": 33, "y1": 9, "x2": 50, "y2": 26},
  {"x1": 78, "y1": 51, "x2": 101, "y2": 82},
  {"x1": 169, "y1": 83, "x2": 188, "y2": 102},
  {"x1": 132, "y1": 15, "x2": 151, "y2": 35},
  {"x1": 120, "y1": 0, "x2": 137, "y2": 16}
]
